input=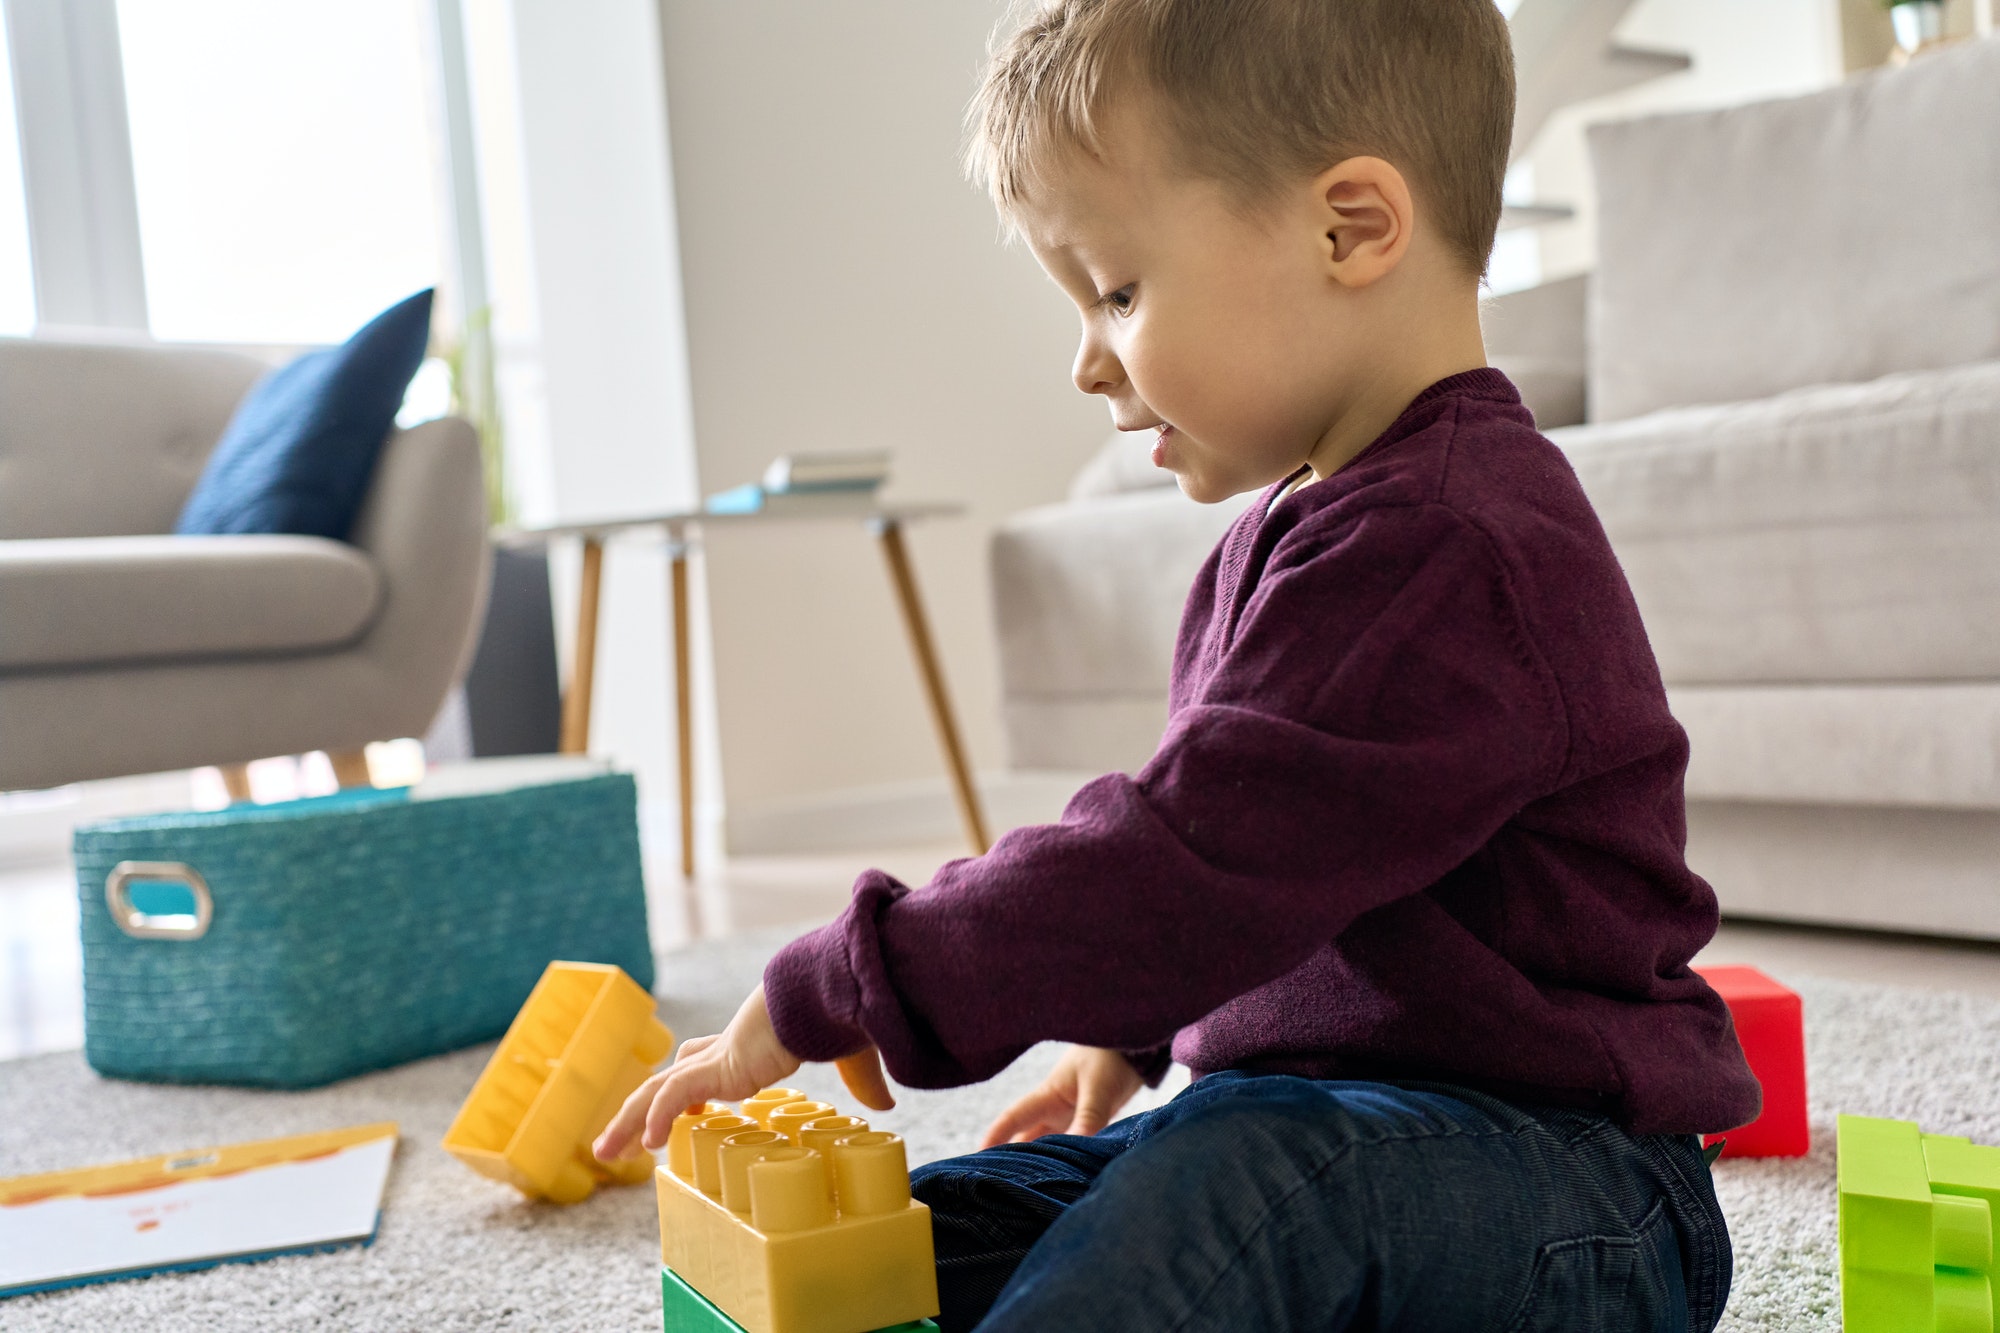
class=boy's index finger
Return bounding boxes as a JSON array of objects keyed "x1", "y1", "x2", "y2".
[
  {"x1": 645, "y1": 1064, "x2": 721, "y2": 1149},
  {"x1": 595, "y1": 1082, "x2": 654, "y2": 1161}
]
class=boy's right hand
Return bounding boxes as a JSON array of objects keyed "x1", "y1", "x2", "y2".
[{"x1": 979, "y1": 1045, "x2": 1145, "y2": 1148}]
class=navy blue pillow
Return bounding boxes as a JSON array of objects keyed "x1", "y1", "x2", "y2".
[{"x1": 176, "y1": 289, "x2": 435, "y2": 540}]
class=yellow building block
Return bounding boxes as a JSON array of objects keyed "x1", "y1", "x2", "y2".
[
  {"x1": 656, "y1": 1090, "x2": 940, "y2": 1333},
  {"x1": 443, "y1": 961, "x2": 674, "y2": 1204}
]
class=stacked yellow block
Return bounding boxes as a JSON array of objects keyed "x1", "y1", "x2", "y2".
[
  {"x1": 443, "y1": 961, "x2": 675, "y2": 1204},
  {"x1": 657, "y1": 1088, "x2": 940, "y2": 1333}
]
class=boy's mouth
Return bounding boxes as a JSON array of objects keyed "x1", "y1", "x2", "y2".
[{"x1": 1151, "y1": 424, "x2": 1175, "y2": 467}]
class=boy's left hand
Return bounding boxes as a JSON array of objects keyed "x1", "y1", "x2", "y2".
[{"x1": 592, "y1": 984, "x2": 897, "y2": 1163}]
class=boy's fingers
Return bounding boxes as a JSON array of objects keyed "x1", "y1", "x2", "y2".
[
  {"x1": 1067, "y1": 1087, "x2": 1120, "y2": 1137},
  {"x1": 595, "y1": 1069, "x2": 669, "y2": 1161},
  {"x1": 1066, "y1": 1107, "x2": 1108, "y2": 1137},
  {"x1": 642, "y1": 1056, "x2": 725, "y2": 1150},
  {"x1": 977, "y1": 1109, "x2": 1023, "y2": 1150},
  {"x1": 836, "y1": 1048, "x2": 897, "y2": 1112},
  {"x1": 978, "y1": 1098, "x2": 1037, "y2": 1149},
  {"x1": 979, "y1": 1088, "x2": 1063, "y2": 1149}
]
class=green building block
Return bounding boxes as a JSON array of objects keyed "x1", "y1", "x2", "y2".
[
  {"x1": 664, "y1": 1265, "x2": 747, "y2": 1333},
  {"x1": 1839, "y1": 1114, "x2": 1998, "y2": 1333},
  {"x1": 662, "y1": 1268, "x2": 939, "y2": 1333}
]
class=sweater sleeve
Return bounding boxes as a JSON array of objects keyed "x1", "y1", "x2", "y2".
[{"x1": 763, "y1": 503, "x2": 1570, "y2": 1087}]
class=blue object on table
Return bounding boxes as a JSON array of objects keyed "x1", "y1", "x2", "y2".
[
  {"x1": 73, "y1": 771, "x2": 654, "y2": 1088},
  {"x1": 175, "y1": 288, "x2": 434, "y2": 541}
]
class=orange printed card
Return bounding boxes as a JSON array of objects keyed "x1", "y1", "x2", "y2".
[{"x1": 0, "y1": 1123, "x2": 397, "y2": 1298}]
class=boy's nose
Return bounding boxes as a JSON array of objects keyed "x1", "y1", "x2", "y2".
[{"x1": 1072, "y1": 333, "x2": 1122, "y2": 397}]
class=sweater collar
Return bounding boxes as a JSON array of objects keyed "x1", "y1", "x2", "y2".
[{"x1": 1267, "y1": 366, "x2": 1519, "y2": 507}]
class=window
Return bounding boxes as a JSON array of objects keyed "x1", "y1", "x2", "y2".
[
  {"x1": 0, "y1": 9, "x2": 36, "y2": 336},
  {"x1": 115, "y1": 0, "x2": 444, "y2": 344}
]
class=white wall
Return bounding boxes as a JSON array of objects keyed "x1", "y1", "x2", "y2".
[
  {"x1": 465, "y1": 0, "x2": 706, "y2": 866},
  {"x1": 654, "y1": 1, "x2": 1108, "y2": 845},
  {"x1": 1518, "y1": 0, "x2": 1846, "y2": 280}
]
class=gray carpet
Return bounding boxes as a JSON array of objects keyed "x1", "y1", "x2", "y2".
[{"x1": 4, "y1": 931, "x2": 1999, "y2": 1331}]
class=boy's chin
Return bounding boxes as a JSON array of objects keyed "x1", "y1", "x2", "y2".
[{"x1": 1174, "y1": 468, "x2": 1256, "y2": 506}]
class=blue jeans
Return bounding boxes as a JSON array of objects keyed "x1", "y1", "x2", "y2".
[{"x1": 910, "y1": 1073, "x2": 1730, "y2": 1332}]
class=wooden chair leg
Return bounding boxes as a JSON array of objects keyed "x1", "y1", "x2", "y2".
[
  {"x1": 329, "y1": 748, "x2": 373, "y2": 790},
  {"x1": 220, "y1": 762, "x2": 253, "y2": 804}
]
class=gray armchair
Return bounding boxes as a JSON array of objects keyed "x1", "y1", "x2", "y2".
[{"x1": 0, "y1": 335, "x2": 490, "y2": 791}]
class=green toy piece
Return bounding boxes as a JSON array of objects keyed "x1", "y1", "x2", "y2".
[
  {"x1": 662, "y1": 1268, "x2": 939, "y2": 1333},
  {"x1": 1838, "y1": 1113, "x2": 1998, "y2": 1333}
]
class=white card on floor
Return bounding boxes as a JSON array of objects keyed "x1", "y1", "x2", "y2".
[{"x1": 0, "y1": 1122, "x2": 397, "y2": 1298}]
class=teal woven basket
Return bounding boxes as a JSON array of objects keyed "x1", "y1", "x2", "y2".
[{"x1": 74, "y1": 772, "x2": 654, "y2": 1088}]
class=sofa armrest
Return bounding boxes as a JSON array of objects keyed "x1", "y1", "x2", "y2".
[
  {"x1": 1481, "y1": 274, "x2": 1589, "y2": 429},
  {"x1": 345, "y1": 416, "x2": 491, "y2": 738}
]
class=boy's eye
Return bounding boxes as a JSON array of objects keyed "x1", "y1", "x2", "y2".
[{"x1": 1099, "y1": 285, "x2": 1135, "y2": 315}]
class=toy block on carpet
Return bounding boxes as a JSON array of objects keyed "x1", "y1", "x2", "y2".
[
  {"x1": 657, "y1": 1088, "x2": 940, "y2": 1333},
  {"x1": 1839, "y1": 1113, "x2": 1997, "y2": 1332},
  {"x1": 443, "y1": 961, "x2": 674, "y2": 1203},
  {"x1": 1696, "y1": 964, "x2": 1809, "y2": 1157}
]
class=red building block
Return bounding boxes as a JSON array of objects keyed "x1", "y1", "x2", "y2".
[{"x1": 1695, "y1": 964, "x2": 1809, "y2": 1158}]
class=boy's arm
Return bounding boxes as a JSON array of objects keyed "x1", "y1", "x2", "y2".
[{"x1": 767, "y1": 504, "x2": 1572, "y2": 1089}]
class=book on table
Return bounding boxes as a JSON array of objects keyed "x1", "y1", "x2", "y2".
[{"x1": 761, "y1": 451, "x2": 890, "y2": 492}]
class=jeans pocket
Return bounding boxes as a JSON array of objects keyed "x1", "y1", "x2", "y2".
[{"x1": 1506, "y1": 1200, "x2": 1686, "y2": 1333}]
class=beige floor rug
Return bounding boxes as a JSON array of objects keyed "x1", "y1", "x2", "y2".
[{"x1": 3, "y1": 927, "x2": 1996, "y2": 1331}]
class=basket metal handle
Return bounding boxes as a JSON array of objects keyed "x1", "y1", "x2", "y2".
[{"x1": 106, "y1": 861, "x2": 213, "y2": 941}]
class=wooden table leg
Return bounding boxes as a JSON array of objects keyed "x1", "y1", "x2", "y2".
[
  {"x1": 669, "y1": 543, "x2": 702, "y2": 931},
  {"x1": 219, "y1": 762, "x2": 253, "y2": 804},
  {"x1": 559, "y1": 536, "x2": 605, "y2": 755},
  {"x1": 329, "y1": 749, "x2": 373, "y2": 789},
  {"x1": 875, "y1": 519, "x2": 991, "y2": 855}
]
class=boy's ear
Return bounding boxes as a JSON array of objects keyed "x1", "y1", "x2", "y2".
[{"x1": 1316, "y1": 156, "x2": 1414, "y2": 288}]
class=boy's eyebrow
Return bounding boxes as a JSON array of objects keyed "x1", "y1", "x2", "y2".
[{"x1": 1033, "y1": 245, "x2": 1112, "y2": 302}]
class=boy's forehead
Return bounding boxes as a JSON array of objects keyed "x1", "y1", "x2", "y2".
[
  {"x1": 1015, "y1": 115, "x2": 1179, "y2": 253},
  {"x1": 1016, "y1": 158, "x2": 1130, "y2": 253}
]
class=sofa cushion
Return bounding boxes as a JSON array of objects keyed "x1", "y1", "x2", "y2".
[
  {"x1": 992, "y1": 487, "x2": 1254, "y2": 771},
  {"x1": 1587, "y1": 38, "x2": 2000, "y2": 423},
  {"x1": 1481, "y1": 274, "x2": 1588, "y2": 429},
  {"x1": 0, "y1": 338, "x2": 265, "y2": 540},
  {"x1": 1550, "y1": 360, "x2": 2000, "y2": 686},
  {"x1": 175, "y1": 289, "x2": 434, "y2": 540},
  {"x1": 1672, "y1": 684, "x2": 2000, "y2": 808},
  {"x1": 1673, "y1": 683, "x2": 2000, "y2": 811},
  {"x1": 0, "y1": 535, "x2": 382, "y2": 671},
  {"x1": 993, "y1": 488, "x2": 1251, "y2": 699}
]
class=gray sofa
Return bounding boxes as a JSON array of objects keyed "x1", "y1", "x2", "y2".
[
  {"x1": 0, "y1": 336, "x2": 490, "y2": 791},
  {"x1": 991, "y1": 37, "x2": 2000, "y2": 938}
]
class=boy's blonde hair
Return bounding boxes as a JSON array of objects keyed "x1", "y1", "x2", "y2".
[{"x1": 966, "y1": 0, "x2": 1516, "y2": 277}]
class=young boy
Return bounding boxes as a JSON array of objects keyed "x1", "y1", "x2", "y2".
[{"x1": 598, "y1": 1, "x2": 1760, "y2": 1328}]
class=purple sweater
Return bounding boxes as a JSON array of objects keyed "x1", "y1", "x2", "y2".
[{"x1": 767, "y1": 369, "x2": 1760, "y2": 1137}]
